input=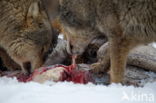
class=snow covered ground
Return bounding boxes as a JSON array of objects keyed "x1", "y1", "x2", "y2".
[
  {"x1": 0, "y1": 77, "x2": 155, "y2": 103},
  {"x1": 152, "y1": 43, "x2": 156, "y2": 48},
  {"x1": 58, "y1": 34, "x2": 64, "y2": 39}
]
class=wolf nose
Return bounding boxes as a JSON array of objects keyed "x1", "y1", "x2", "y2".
[{"x1": 23, "y1": 62, "x2": 32, "y2": 75}]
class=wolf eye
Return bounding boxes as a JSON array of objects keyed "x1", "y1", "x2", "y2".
[{"x1": 38, "y1": 22, "x2": 43, "y2": 28}]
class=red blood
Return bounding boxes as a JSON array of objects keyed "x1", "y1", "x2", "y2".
[
  {"x1": 59, "y1": 63, "x2": 94, "y2": 84},
  {"x1": 2, "y1": 55, "x2": 94, "y2": 84},
  {"x1": 25, "y1": 63, "x2": 94, "y2": 84},
  {"x1": 16, "y1": 74, "x2": 30, "y2": 82},
  {"x1": 1, "y1": 71, "x2": 30, "y2": 82},
  {"x1": 27, "y1": 55, "x2": 94, "y2": 84}
]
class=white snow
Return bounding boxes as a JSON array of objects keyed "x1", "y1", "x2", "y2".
[
  {"x1": 0, "y1": 77, "x2": 155, "y2": 103},
  {"x1": 58, "y1": 34, "x2": 64, "y2": 39},
  {"x1": 152, "y1": 43, "x2": 156, "y2": 48}
]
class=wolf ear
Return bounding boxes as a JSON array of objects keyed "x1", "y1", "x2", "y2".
[{"x1": 27, "y1": 2, "x2": 40, "y2": 19}]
